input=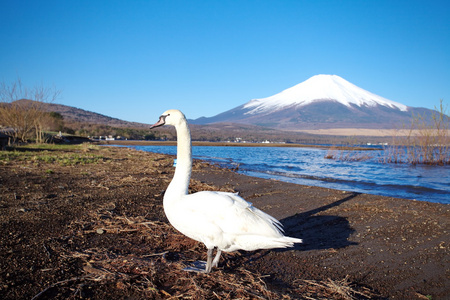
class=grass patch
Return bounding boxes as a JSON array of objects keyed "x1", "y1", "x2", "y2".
[
  {"x1": 0, "y1": 143, "x2": 105, "y2": 166},
  {"x1": 34, "y1": 153, "x2": 104, "y2": 166},
  {"x1": 14, "y1": 143, "x2": 100, "y2": 151}
]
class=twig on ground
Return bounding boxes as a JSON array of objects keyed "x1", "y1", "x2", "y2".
[{"x1": 31, "y1": 276, "x2": 87, "y2": 300}]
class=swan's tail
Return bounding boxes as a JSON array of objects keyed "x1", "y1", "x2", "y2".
[
  {"x1": 280, "y1": 236, "x2": 303, "y2": 247},
  {"x1": 231, "y1": 235, "x2": 302, "y2": 252}
]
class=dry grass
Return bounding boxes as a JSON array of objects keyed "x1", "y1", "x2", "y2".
[
  {"x1": 298, "y1": 276, "x2": 376, "y2": 300},
  {"x1": 324, "y1": 147, "x2": 375, "y2": 162},
  {"x1": 32, "y1": 204, "x2": 378, "y2": 299},
  {"x1": 45, "y1": 207, "x2": 284, "y2": 299}
]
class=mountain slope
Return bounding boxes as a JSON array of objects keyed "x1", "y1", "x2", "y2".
[
  {"x1": 21, "y1": 100, "x2": 150, "y2": 128},
  {"x1": 192, "y1": 75, "x2": 435, "y2": 130}
]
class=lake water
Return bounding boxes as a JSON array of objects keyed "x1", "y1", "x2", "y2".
[{"x1": 121, "y1": 145, "x2": 449, "y2": 204}]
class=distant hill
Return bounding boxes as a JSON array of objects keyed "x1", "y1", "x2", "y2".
[
  {"x1": 191, "y1": 75, "x2": 439, "y2": 130},
  {"x1": 14, "y1": 99, "x2": 149, "y2": 129}
]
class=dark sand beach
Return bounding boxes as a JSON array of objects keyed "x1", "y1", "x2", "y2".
[{"x1": 0, "y1": 146, "x2": 448, "y2": 299}]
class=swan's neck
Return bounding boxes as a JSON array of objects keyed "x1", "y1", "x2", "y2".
[{"x1": 165, "y1": 120, "x2": 192, "y2": 202}]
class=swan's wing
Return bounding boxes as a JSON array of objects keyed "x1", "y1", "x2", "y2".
[
  {"x1": 215, "y1": 191, "x2": 284, "y2": 233},
  {"x1": 169, "y1": 191, "x2": 300, "y2": 251},
  {"x1": 182, "y1": 191, "x2": 284, "y2": 236},
  {"x1": 166, "y1": 191, "x2": 237, "y2": 248}
]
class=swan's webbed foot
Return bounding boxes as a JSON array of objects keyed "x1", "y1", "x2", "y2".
[{"x1": 183, "y1": 260, "x2": 207, "y2": 273}]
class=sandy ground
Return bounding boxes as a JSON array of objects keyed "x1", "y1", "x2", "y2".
[
  {"x1": 0, "y1": 145, "x2": 448, "y2": 299},
  {"x1": 293, "y1": 128, "x2": 399, "y2": 136},
  {"x1": 293, "y1": 128, "x2": 450, "y2": 137}
]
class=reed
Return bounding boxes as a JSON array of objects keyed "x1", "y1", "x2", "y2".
[
  {"x1": 325, "y1": 100, "x2": 449, "y2": 166},
  {"x1": 325, "y1": 147, "x2": 375, "y2": 162},
  {"x1": 383, "y1": 100, "x2": 449, "y2": 165},
  {"x1": 325, "y1": 136, "x2": 377, "y2": 162}
]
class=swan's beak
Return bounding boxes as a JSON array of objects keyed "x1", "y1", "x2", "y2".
[{"x1": 150, "y1": 115, "x2": 166, "y2": 129}]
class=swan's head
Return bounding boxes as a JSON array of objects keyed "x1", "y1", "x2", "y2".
[{"x1": 150, "y1": 109, "x2": 186, "y2": 129}]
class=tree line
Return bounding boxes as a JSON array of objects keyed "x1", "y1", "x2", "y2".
[
  {"x1": 0, "y1": 79, "x2": 162, "y2": 144},
  {"x1": 0, "y1": 79, "x2": 62, "y2": 143}
]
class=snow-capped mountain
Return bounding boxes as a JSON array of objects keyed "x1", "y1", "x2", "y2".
[
  {"x1": 243, "y1": 74, "x2": 408, "y2": 115},
  {"x1": 192, "y1": 75, "x2": 433, "y2": 130}
]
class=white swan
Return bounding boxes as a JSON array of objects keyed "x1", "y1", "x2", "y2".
[{"x1": 150, "y1": 109, "x2": 302, "y2": 273}]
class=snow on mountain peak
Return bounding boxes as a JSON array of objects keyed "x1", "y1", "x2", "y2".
[{"x1": 243, "y1": 74, "x2": 408, "y2": 114}]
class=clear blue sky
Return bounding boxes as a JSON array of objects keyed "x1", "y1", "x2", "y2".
[{"x1": 1, "y1": 0, "x2": 449, "y2": 123}]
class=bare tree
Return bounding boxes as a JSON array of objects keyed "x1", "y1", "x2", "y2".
[{"x1": 0, "y1": 78, "x2": 60, "y2": 143}]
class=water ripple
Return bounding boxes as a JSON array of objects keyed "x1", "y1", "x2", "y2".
[{"x1": 127, "y1": 145, "x2": 449, "y2": 204}]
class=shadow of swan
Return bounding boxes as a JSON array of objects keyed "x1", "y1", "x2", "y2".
[{"x1": 280, "y1": 192, "x2": 360, "y2": 251}]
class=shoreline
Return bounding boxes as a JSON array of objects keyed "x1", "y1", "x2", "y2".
[
  {"x1": 97, "y1": 140, "x2": 380, "y2": 150},
  {"x1": 0, "y1": 146, "x2": 448, "y2": 299}
]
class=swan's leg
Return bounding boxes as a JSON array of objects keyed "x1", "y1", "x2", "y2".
[
  {"x1": 183, "y1": 248, "x2": 217, "y2": 273},
  {"x1": 212, "y1": 249, "x2": 222, "y2": 268},
  {"x1": 204, "y1": 248, "x2": 214, "y2": 273}
]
